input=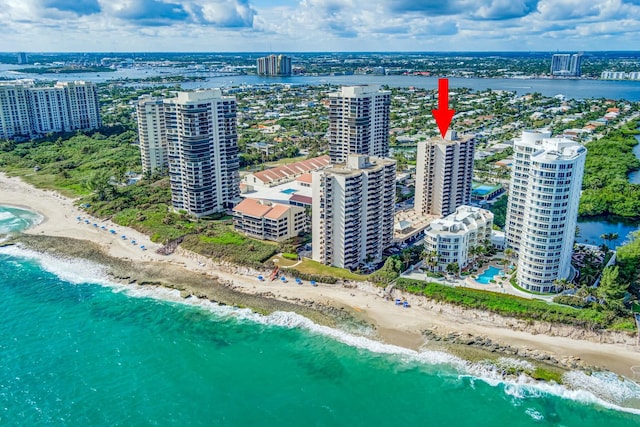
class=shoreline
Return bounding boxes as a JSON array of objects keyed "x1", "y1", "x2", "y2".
[{"x1": 1, "y1": 172, "x2": 640, "y2": 382}]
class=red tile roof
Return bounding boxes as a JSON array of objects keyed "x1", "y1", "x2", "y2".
[
  {"x1": 295, "y1": 173, "x2": 313, "y2": 184},
  {"x1": 234, "y1": 198, "x2": 293, "y2": 220},
  {"x1": 264, "y1": 204, "x2": 290, "y2": 220},
  {"x1": 233, "y1": 198, "x2": 273, "y2": 218},
  {"x1": 289, "y1": 194, "x2": 312, "y2": 205},
  {"x1": 251, "y1": 155, "x2": 330, "y2": 185}
]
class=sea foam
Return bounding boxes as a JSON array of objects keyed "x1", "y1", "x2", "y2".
[
  {"x1": 0, "y1": 211, "x2": 15, "y2": 221},
  {"x1": 2, "y1": 244, "x2": 640, "y2": 415}
]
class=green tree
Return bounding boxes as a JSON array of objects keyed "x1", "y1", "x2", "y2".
[
  {"x1": 401, "y1": 249, "x2": 414, "y2": 271},
  {"x1": 600, "y1": 232, "x2": 619, "y2": 248},
  {"x1": 423, "y1": 250, "x2": 439, "y2": 272},
  {"x1": 552, "y1": 278, "x2": 573, "y2": 293},
  {"x1": 596, "y1": 266, "x2": 627, "y2": 312},
  {"x1": 371, "y1": 257, "x2": 402, "y2": 284},
  {"x1": 446, "y1": 262, "x2": 460, "y2": 278},
  {"x1": 85, "y1": 171, "x2": 117, "y2": 202}
]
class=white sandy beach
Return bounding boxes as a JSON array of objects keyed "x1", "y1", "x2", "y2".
[{"x1": 1, "y1": 172, "x2": 639, "y2": 378}]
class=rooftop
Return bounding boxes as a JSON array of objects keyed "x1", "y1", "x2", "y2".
[
  {"x1": 233, "y1": 198, "x2": 274, "y2": 218},
  {"x1": 249, "y1": 155, "x2": 330, "y2": 186},
  {"x1": 241, "y1": 179, "x2": 313, "y2": 206},
  {"x1": 233, "y1": 198, "x2": 295, "y2": 220}
]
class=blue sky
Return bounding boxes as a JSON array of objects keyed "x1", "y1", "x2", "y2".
[{"x1": 2, "y1": 0, "x2": 640, "y2": 52}]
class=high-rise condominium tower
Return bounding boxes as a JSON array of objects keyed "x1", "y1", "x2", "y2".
[
  {"x1": 165, "y1": 90, "x2": 240, "y2": 217},
  {"x1": 256, "y1": 54, "x2": 292, "y2": 76},
  {"x1": 312, "y1": 155, "x2": 396, "y2": 269},
  {"x1": 328, "y1": 85, "x2": 391, "y2": 164},
  {"x1": 0, "y1": 80, "x2": 101, "y2": 140},
  {"x1": 414, "y1": 131, "x2": 475, "y2": 217},
  {"x1": 17, "y1": 52, "x2": 28, "y2": 64},
  {"x1": 506, "y1": 130, "x2": 586, "y2": 292},
  {"x1": 136, "y1": 95, "x2": 168, "y2": 174},
  {"x1": 54, "y1": 81, "x2": 101, "y2": 131},
  {"x1": 550, "y1": 53, "x2": 582, "y2": 77}
]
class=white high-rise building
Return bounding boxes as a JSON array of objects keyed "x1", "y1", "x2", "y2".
[
  {"x1": 28, "y1": 87, "x2": 71, "y2": 135},
  {"x1": 55, "y1": 81, "x2": 101, "y2": 130},
  {"x1": 423, "y1": 206, "x2": 493, "y2": 272},
  {"x1": 506, "y1": 130, "x2": 587, "y2": 292},
  {"x1": 0, "y1": 83, "x2": 32, "y2": 139},
  {"x1": 328, "y1": 85, "x2": 391, "y2": 163},
  {"x1": 166, "y1": 90, "x2": 240, "y2": 218},
  {"x1": 312, "y1": 155, "x2": 396, "y2": 269},
  {"x1": 414, "y1": 131, "x2": 475, "y2": 217},
  {"x1": 0, "y1": 80, "x2": 101, "y2": 139},
  {"x1": 136, "y1": 95, "x2": 167, "y2": 174}
]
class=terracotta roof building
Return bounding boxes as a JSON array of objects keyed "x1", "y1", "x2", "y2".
[
  {"x1": 244, "y1": 155, "x2": 331, "y2": 187},
  {"x1": 233, "y1": 199, "x2": 307, "y2": 242}
]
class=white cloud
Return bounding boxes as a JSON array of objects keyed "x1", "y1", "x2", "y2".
[{"x1": 1, "y1": 0, "x2": 640, "y2": 51}]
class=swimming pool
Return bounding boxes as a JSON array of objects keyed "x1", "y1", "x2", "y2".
[
  {"x1": 281, "y1": 188, "x2": 298, "y2": 194},
  {"x1": 473, "y1": 185, "x2": 495, "y2": 195},
  {"x1": 475, "y1": 266, "x2": 503, "y2": 284}
]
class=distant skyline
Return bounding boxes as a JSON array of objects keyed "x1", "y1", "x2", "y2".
[{"x1": 2, "y1": 0, "x2": 640, "y2": 52}]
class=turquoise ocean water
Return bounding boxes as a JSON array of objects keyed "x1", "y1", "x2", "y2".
[{"x1": 1, "y1": 206, "x2": 640, "y2": 426}]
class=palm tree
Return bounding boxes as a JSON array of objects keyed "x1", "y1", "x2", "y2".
[
  {"x1": 504, "y1": 248, "x2": 514, "y2": 261},
  {"x1": 401, "y1": 250, "x2": 413, "y2": 271},
  {"x1": 423, "y1": 250, "x2": 439, "y2": 272},
  {"x1": 446, "y1": 262, "x2": 460, "y2": 278},
  {"x1": 474, "y1": 245, "x2": 485, "y2": 263},
  {"x1": 468, "y1": 246, "x2": 479, "y2": 268},
  {"x1": 504, "y1": 248, "x2": 515, "y2": 270},
  {"x1": 553, "y1": 278, "x2": 574, "y2": 293},
  {"x1": 600, "y1": 233, "x2": 619, "y2": 248}
]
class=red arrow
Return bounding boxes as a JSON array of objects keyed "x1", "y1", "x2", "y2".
[{"x1": 432, "y1": 78, "x2": 455, "y2": 138}]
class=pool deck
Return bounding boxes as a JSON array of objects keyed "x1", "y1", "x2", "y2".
[{"x1": 401, "y1": 262, "x2": 553, "y2": 301}]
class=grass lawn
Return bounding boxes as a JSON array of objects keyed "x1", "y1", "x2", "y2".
[
  {"x1": 291, "y1": 258, "x2": 370, "y2": 282},
  {"x1": 263, "y1": 155, "x2": 308, "y2": 168}
]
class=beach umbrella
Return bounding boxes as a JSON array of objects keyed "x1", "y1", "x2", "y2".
[
  {"x1": 258, "y1": 275, "x2": 264, "y2": 281},
  {"x1": 310, "y1": 280, "x2": 317, "y2": 287}
]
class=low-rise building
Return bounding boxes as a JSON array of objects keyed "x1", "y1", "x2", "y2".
[
  {"x1": 244, "y1": 155, "x2": 331, "y2": 187},
  {"x1": 423, "y1": 206, "x2": 493, "y2": 271},
  {"x1": 233, "y1": 198, "x2": 307, "y2": 242}
]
